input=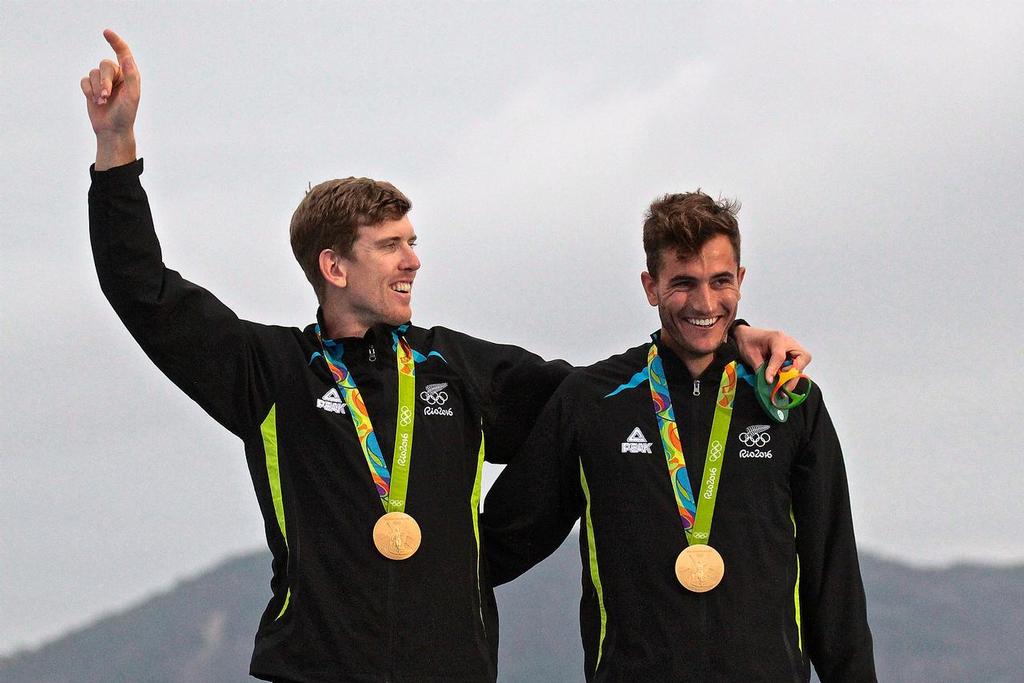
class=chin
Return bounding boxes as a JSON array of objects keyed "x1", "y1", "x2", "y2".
[{"x1": 386, "y1": 309, "x2": 412, "y2": 326}]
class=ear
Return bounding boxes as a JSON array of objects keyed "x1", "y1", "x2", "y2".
[
  {"x1": 641, "y1": 271, "x2": 659, "y2": 307},
  {"x1": 736, "y1": 265, "x2": 746, "y2": 298},
  {"x1": 319, "y1": 249, "x2": 348, "y2": 289}
]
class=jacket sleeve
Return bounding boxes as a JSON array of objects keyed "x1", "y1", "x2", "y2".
[
  {"x1": 481, "y1": 384, "x2": 584, "y2": 586},
  {"x1": 89, "y1": 160, "x2": 274, "y2": 438},
  {"x1": 791, "y1": 388, "x2": 877, "y2": 682},
  {"x1": 442, "y1": 330, "x2": 573, "y2": 464},
  {"x1": 482, "y1": 349, "x2": 573, "y2": 464}
]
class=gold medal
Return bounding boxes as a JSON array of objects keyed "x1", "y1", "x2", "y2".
[
  {"x1": 675, "y1": 544, "x2": 724, "y2": 592},
  {"x1": 372, "y1": 511, "x2": 422, "y2": 560}
]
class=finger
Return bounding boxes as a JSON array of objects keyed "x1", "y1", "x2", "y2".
[
  {"x1": 98, "y1": 58, "x2": 121, "y2": 100},
  {"x1": 89, "y1": 68, "x2": 104, "y2": 104},
  {"x1": 80, "y1": 75, "x2": 94, "y2": 100},
  {"x1": 788, "y1": 348, "x2": 812, "y2": 374},
  {"x1": 103, "y1": 29, "x2": 139, "y2": 85},
  {"x1": 764, "y1": 346, "x2": 789, "y2": 383}
]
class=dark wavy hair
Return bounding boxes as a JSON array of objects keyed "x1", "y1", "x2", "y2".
[{"x1": 642, "y1": 191, "x2": 740, "y2": 276}]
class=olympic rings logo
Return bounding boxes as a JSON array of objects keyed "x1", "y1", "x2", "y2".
[
  {"x1": 419, "y1": 390, "x2": 449, "y2": 406},
  {"x1": 709, "y1": 441, "x2": 723, "y2": 461},
  {"x1": 399, "y1": 406, "x2": 414, "y2": 426},
  {"x1": 739, "y1": 431, "x2": 771, "y2": 447}
]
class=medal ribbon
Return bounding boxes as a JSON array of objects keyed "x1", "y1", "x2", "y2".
[
  {"x1": 647, "y1": 344, "x2": 738, "y2": 545},
  {"x1": 317, "y1": 328, "x2": 416, "y2": 514}
]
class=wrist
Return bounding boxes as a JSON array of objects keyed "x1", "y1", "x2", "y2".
[
  {"x1": 95, "y1": 131, "x2": 137, "y2": 171},
  {"x1": 728, "y1": 318, "x2": 749, "y2": 342}
]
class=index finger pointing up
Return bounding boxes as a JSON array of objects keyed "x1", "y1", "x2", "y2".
[{"x1": 102, "y1": 29, "x2": 139, "y2": 82}]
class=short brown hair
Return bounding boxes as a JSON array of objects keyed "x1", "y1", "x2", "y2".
[
  {"x1": 290, "y1": 177, "x2": 412, "y2": 300},
  {"x1": 642, "y1": 191, "x2": 741, "y2": 276}
]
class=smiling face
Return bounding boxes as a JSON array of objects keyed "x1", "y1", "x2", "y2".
[
  {"x1": 641, "y1": 234, "x2": 745, "y2": 375},
  {"x1": 320, "y1": 215, "x2": 420, "y2": 337}
]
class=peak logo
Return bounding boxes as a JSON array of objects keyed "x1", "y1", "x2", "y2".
[
  {"x1": 316, "y1": 388, "x2": 347, "y2": 414},
  {"x1": 621, "y1": 427, "x2": 653, "y2": 454}
]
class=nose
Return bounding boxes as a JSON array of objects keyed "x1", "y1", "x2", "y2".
[
  {"x1": 401, "y1": 244, "x2": 421, "y2": 272},
  {"x1": 691, "y1": 284, "x2": 713, "y2": 313}
]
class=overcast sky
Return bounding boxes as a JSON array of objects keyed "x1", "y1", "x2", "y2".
[{"x1": 3, "y1": 0, "x2": 1022, "y2": 657}]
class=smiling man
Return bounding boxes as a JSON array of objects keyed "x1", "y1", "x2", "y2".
[
  {"x1": 484, "y1": 192, "x2": 876, "y2": 681},
  {"x1": 640, "y1": 217, "x2": 744, "y2": 378},
  {"x1": 83, "y1": 30, "x2": 813, "y2": 683}
]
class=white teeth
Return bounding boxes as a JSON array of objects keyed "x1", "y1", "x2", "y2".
[
  {"x1": 686, "y1": 317, "x2": 720, "y2": 328},
  {"x1": 392, "y1": 282, "x2": 412, "y2": 293}
]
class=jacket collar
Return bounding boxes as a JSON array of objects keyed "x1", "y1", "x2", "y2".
[
  {"x1": 650, "y1": 330, "x2": 739, "y2": 383},
  {"x1": 311, "y1": 308, "x2": 412, "y2": 356}
]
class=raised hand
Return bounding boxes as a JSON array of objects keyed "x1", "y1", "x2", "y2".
[{"x1": 80, "y1": 29, "x2": 141, "y2": 169}]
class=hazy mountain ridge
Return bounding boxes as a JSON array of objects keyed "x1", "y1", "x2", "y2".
[{"x1": 3, "y1": 540, "x2": 1021, "y2": 682}]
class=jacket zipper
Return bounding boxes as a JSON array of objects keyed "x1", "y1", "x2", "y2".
[
  {"x1": 368, "y1": 344, "x2": 377, "y2": 362},
  {"x1": 693, "y1": 379, "x2": 700, "y2": 396}
]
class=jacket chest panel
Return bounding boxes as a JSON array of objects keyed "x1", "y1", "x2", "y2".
[
  {"x1": 274, "y1": 363, "x2": 483, "y2": 508},
  {"x1": 579, "y1": 387, "x2": 797, "y2": 526}
]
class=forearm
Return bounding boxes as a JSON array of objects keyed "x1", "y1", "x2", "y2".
[
  {"x1": 89, "y1": 158, "x2": 163, "y2": 305},
  {"x1": 482, "y1": 484, "x2": 580, "y2": 586}
]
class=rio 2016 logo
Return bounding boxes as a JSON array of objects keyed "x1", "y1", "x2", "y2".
[{"x1": 420, "y1": 383, "x2": 453, "y2": 416}]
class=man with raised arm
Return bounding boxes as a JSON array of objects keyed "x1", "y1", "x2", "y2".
[
  {"x1": 82, "y1": 31, "x2": 810, "y2": 682},
  {"x1": 483, "y1": 192, "x2": 875, "y2": 681}
]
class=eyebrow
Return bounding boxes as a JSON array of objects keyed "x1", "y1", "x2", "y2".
[
  {"x1": 373, "y1": 234, "x2": 417, "y2": 247},
  {"x1": 669, "y1": 271, "x2": 736, "y2": 283}
]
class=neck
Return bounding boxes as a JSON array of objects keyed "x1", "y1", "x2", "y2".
[
  {"x1": 322, "y1": 302, "x2": 372, "y2": 340},
  {"x1": 684, "y1": 355, "x2": 715, "y2": 378},
  {"x1": 658, "y1": 331, "x2": 716, "y2": 377}
]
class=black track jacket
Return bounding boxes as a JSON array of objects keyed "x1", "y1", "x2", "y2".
[
  {"x1": 89, "y1": 160, "x2": 570, "y2": 682},
  {"x1": 483, "y1": 339, "x2": 876, "y2": 682}
]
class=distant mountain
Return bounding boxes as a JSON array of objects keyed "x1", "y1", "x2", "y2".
[
  {"x1": 2, "y1": 538, "x2": 1022, "y2": 682},
  {"x1": 0, "y1": 553, "x2": 266, "y2": 683}
]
